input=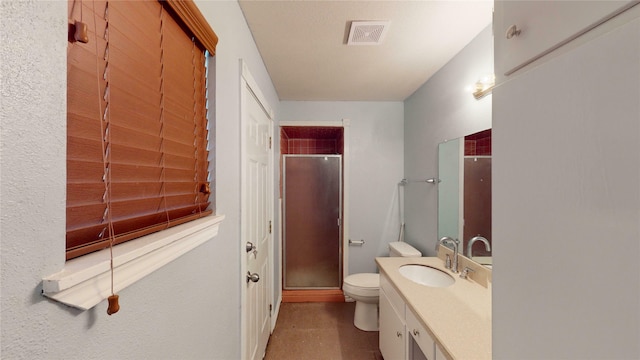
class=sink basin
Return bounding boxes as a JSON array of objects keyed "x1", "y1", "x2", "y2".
[{"x1": 398, "y1": 264, "x2": 455, "y2": 288}]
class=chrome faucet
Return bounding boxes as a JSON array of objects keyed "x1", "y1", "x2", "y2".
[
  {"x1": 436, "y1": 236, "x2": 460, "y2": 273},
  {"x1": 466, "y1": 236, "x2": 491, "y2": 258}
]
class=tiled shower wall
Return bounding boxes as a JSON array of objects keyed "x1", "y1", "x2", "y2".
[
  {"x1": 280, "y1": 128, "x2": 343, "y2": 155},
  {"x1": 286, "y1": 139, "x2": 338, "y2": 154},
  {"x1": 464, "y1": 128, "x2": 492, "y2": 156},
  {"x1": 279, "y1": 127, "x2": 344, "y2": 197},
  {"x1": 280, "y1": 129, "x2": 290, "y2": 154}
]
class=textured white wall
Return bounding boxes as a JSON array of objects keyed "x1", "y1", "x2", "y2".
[
  {"x1": 493, "y1": 17, "x2": 640, "y2": 359},
  {"x1": 403, "y1": 26, "x2": 493, "y2": 256},
  {"x1": 278, "y1": 101, "x2": 404, "y2": 274},
  {"x1": 0, "y1": 1, "x2": 277, "y2": 359},
  {"x1": 195, "y1": 1, "x2": 280, "y2": 358}
]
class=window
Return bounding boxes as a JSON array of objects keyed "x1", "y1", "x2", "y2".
[{"x1": 66, "y1": 0, "x2": 218, "y2": 260}]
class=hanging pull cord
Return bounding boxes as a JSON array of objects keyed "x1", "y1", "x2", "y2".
[{"x1": 92, "y1": 0, "x2": 119, "y2": 315}]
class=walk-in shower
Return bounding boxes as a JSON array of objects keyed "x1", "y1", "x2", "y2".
[{"x1": 283, "y1": 155, "x2": 342, "y2": 289}]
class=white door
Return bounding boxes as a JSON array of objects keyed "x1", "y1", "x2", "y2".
[{"x1": 241, "y1": 64, "x2": 273, "y2": 360}]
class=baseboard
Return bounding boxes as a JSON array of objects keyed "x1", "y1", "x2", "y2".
[
  {"x1": 271, "y1": 295, "x2": 282, "y2": 331},
  {"x1": 282, "y1": 289, "x2": 345, "y2": 303}
]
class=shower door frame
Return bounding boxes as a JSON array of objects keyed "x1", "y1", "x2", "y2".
[
  {"x1": 278, "y1": 119, "x2": 351, "y2": 298},
  {"x1": 282, "y1": 154, "x2": 343, "y2": 290}
]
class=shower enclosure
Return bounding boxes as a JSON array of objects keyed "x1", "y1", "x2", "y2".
[{"x1": 283, "y1": 155, "x2": 342, "y2": 289}]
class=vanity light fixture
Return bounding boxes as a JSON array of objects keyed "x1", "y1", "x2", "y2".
[{"x1": 472, "y1": 74, "x2": 495, "y2": 100}]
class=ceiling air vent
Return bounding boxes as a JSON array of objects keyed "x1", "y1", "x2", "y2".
[{"x1": 347, "y1": 21, "x2": 390, "y2": 45}]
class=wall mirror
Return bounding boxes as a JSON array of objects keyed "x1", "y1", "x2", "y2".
[{"x1": 437, "y1": 129, "x2": 492, "y2": 267}]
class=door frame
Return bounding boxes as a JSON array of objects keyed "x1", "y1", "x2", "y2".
[
  {"x1": 240, "y1": 59, "x2": 274, "y2": 360},
  {"x1": 278, "y1": 120, "x2": 351, "y2": 289}
]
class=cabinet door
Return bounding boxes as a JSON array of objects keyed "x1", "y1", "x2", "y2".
[
  {"x1": 409, "y1": 337, "x2": 429, "y2": 360},
  {"x1": 406, "y1": 308, "x2": 435, "y2": 360},
  {"x1": 495, "y1": 0, "x2": 636, "y2": 79},
  {"x1": 435, "y1": 344, "x2": 447, "y2": 360},
  {"x1": 381, "y1": 272, "x2": 405, "y2": 318},
  {"x1": 380, "y1": 288, "x2": 406, "y2": 360}
]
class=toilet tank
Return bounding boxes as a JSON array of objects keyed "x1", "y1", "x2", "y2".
[{"x1": 388, "y1": 242, "x2": 421, "y2": 257}]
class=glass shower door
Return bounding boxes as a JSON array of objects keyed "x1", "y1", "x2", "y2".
[
  {"x1": 283, "y1": 155, "x2": 342, "y2": 289},
  {"x1": 463, "y1": 157, "x2": 492, "y2": 255}
]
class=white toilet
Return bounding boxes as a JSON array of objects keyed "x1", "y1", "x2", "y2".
[{"x1": 343, "y1": 241, "x2": 422, "y2": 331}]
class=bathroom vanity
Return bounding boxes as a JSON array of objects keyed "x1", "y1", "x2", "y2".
[{"x1": 376, "y1": 254, "x2": 491, "y2": 360}]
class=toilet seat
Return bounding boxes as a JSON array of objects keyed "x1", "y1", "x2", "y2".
[{"x1": 343, "y1": 273, "x2": 379, "y2": 297}]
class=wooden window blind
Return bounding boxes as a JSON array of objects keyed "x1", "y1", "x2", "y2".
[{"x1": 66, "y1": 0, "x2": 217, "y2": 260}]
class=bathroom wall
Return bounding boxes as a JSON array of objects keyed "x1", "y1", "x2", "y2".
[
  {"x1": 196, "y1": 1, "x2": 281, "y2": 358},
  {"x1": 278, "y1": 101, "x2": 404, "y2": 274},
  {"x1": 493, "y1": 16, "x2": 640, "y2": 359},
  {"x1": 0, "y1": 1, "x2": 277, "y2": 359},
  {"x1": 403, "y1": 26, "x2": 493, "y2": 256}
]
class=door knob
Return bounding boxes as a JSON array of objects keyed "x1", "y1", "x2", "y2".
[
  {"x1": 246, "y1": 272, "x2": 260, "y2": 283},
  {"x1": 505, "y1": 24, "x2": 521, "y2": 39},
  {"x1": 246, "y1": 242, "x2": 256, "y2": 253}
]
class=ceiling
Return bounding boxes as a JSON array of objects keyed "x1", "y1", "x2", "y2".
[{"x1": 238, "y1": 0, "x2": 493, "y2": 101}]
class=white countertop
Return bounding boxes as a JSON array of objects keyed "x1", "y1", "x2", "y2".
[{"x1": 376, "y1": 256, "x2": 492, "y2": 360}]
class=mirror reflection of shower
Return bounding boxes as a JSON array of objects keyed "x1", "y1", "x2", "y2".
[{"x1": 437, "y1": 129, "x2": 492, "y2": 264}]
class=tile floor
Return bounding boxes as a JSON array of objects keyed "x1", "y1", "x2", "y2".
[{"x1": 264, "y1": 302, "x2": 383, "y2": 360}]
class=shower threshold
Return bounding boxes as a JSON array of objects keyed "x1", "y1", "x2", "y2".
[{"x1": 282, "y1": 289, "x2": 345, "y2": 303}]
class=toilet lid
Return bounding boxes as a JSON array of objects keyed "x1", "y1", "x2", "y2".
[{"x1": 344, "y1": 273, "x2": 379, "y2": 288}]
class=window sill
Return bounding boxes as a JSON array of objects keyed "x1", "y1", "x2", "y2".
[{"x1": 43, "y1": 214, "x2": 225, "y2": 310}]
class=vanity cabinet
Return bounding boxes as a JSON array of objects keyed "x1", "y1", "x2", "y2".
[
  {"x1": 380, "y1": 287, "x2": 405, "y2": 360},
  {"x1": 435, "y1": 344, "x2": 447, "y2": 360},
  {"x1": 406, "y1": 308, "x2": 435, "y2": 360},
  {"x1": 377, "y1": 257, "x2": 491, "y2": 359},
  {"x1": 380, "y1": 274, "x2": 448, "y2": 360},
  {"x1": 494, "y1": 0, "x2": 636, "y2": 80},
  {"x1": 380, "y1": 275, "x2": 406, "y2": 360}
]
